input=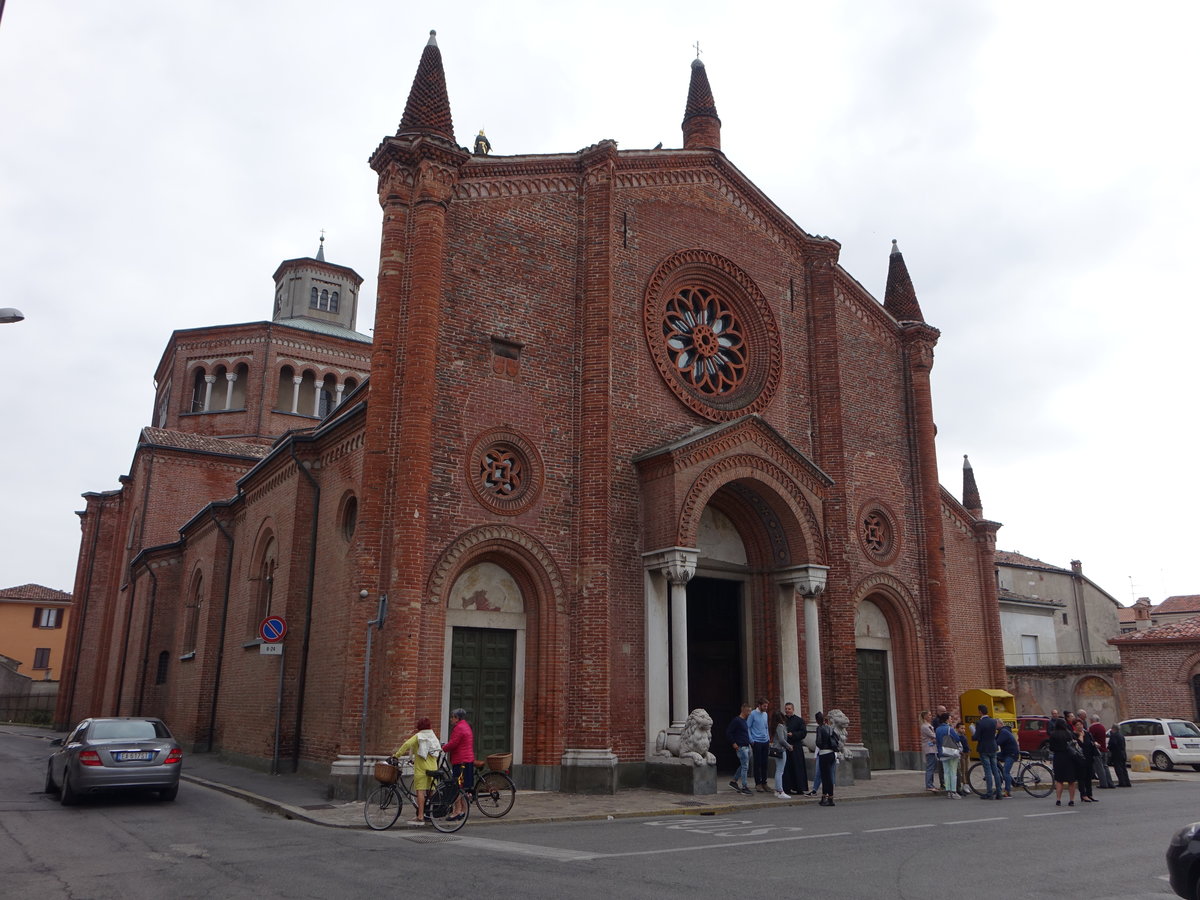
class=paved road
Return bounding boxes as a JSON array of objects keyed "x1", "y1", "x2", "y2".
[{"x1": 1, "y1": 727, "x2": 1186, "y2": 899}]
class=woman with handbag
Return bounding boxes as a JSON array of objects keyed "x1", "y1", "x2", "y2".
[
  {"x1": 814, "y1": 711, "x2": 839, "y2": 807},
  {"x1": 391, "y1": 717, "x2": 442, "y2": 826},
  {"x1": 1047, "y1": 718, "x2": 1078, "y2": 806},
  {"x1": 934, "y1": 712, "x2": 961, "y2": 798},
  {"x1": 1076, "y1": 720, "x2": 1098, "y2": 803},
  {"x1": 770, "y1": 710, "x2": 793, "y2": 799}
]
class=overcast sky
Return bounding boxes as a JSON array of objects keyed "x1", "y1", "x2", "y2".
[{"x1": 2, "y1": 1, "x2": 1196, "y2": 606}]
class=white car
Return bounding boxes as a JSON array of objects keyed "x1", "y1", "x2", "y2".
[{"x1": 1118, "y1": 718, "x2": 1200, "y2": 771}]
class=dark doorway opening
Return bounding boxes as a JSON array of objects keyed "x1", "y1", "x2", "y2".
[
  {"x1": 686, "y1": 576, "x2": 743, "y2": 773},
  {"x1": 857, "y1": 648, "x2": 894, "y2": 769},
  {"x1": 449, "y1": 627, "x2": 514, "y2": 759}
]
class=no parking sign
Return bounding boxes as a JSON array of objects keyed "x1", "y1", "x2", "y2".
[{"x1": 260, "y1": 615, "x2": 287, "y2": 643}]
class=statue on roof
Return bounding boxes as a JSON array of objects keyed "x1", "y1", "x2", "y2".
[{"x1": 474, "y1": 128, "x2": 491, "y2": 156}]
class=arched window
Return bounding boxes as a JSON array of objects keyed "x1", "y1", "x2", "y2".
[
  {"x1": 329, "y1": 291, "x2": 340, "y2": 313},
  {"x1": 253, "y1": 537, "x2": 277, "y2": 630},
  {"x1": 319, "y1": 289, "x2": 329, "y2": 310},
  {"x1": 183, "y1": 573, "x2": 203, "y2": 653},
  {"x1": 310, "y1": 287, "x2": 319, "y2": 309},
  {"x1": 191, "y1": 368, "x2": 208, "y2": 412},
  {"x1": 155, "y1": 650, "x2": 170, "y2": 685}
]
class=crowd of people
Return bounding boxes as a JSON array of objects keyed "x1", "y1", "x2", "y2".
[
  {"x1": 919, "y1": 704, "x2": 1132, "y2": 803},
  {"x1": 725, "y1": 699, "x2": 843, "y2": 806}
]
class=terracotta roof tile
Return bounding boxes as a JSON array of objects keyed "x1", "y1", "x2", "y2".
[
  {"x1": 684, "y1": 58, "x2": 719, "y2": 122},
  {"x1": 1112, "y1": 614, "x2": 1200, "y2": 642},
  {"x1": 140, "y1": 428, "x2": 271, "y2": 458},
  {"x1": 1155, "y1": 595, "x2": 1200, "y2": 614},
  {"x1": 994, "y1": 550, "x2": 1065, "y2": 572},
  {"x1": 0, "y1": 583, "x2": 72, "y2": 602},
  {"x1": 398, "y1": 31, "x2": 454, "y2": 142},
  {"x1": 883, "y1": 240, "x2": 924, "y2": 322}
]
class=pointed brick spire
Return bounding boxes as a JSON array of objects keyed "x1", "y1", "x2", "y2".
[
  {"x1": 315, "y1": 232, "x2": 326, "y2": 262},
  {"x1": 398, "y1": 30, "x2": 455, "y2": 142},
  {"x1": 682, "y1": 57, "x2": 721, "y2": 150},
  {"x1": 884, "y1": 239, "x2": 925, "y2": 323},
  {"x1": 962, "y1": 454, "x2": 982, "y2": 516}
]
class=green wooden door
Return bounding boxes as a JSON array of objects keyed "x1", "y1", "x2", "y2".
[
  {"x1": 449, "y1": 628, "x2": 515, "y2": 759},
  {"x1": 857, "y1": 649, "x2": 894, "y2": 769}
]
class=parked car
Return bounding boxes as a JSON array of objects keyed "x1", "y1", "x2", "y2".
[
  {"x1": 1016, "y1": 715, "x2": 1051, "y2": 754},
  {"x1": 1118, "y1": 717, "x2": 1200, "y2": 772},
  {"x1": 1166, "y1": 821, "x2": 1200, "y2": 899},
  {"x1": 45, "y1": 717, "x2": 182, "y2": 804}
]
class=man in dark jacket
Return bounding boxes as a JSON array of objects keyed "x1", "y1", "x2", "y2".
[
  {"x1": 1108, "y1": 724, "x2": 1132, "y2": 787},
  {"x1": 996, "y1": 722, "x2": 1019, "y2": 797},
  {"x1": 782, "y1": 702, "x2": 808, "y2": 795},
  {"x1": 974, "y1": 705, "x2": 1001, "y2": 800},
  {"x1": 1089, "y1": 715, "x2": 1114, "y2": 788},
  {"x1": 726, "y1": 704, "x2": 753, "y2": 795}
]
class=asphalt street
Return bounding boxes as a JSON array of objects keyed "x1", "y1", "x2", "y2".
[{"x1": 1, "y1": 726, "x2": 1188, "y2": 899}]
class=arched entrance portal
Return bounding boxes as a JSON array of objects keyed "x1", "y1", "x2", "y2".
[{"x1": 855, "y1": 598, "x2": 897, "y2": 770}]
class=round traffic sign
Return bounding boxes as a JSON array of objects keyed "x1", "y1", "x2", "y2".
[{"x1": 260, "y1": 615, "x2": 287, "y2": 643}]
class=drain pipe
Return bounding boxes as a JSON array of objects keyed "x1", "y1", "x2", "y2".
[
  {"x1": 290, "y1": 442, "x2": 320, "y2": 773},
  {"x1": 356, "y1": 591, "x2": 388, "y2": 800}
]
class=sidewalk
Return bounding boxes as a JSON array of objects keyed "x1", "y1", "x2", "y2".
[{"x1": 182, "y1": 754, "x2": 1180, "y2": 829}]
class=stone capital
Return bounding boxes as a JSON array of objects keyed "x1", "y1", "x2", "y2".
[
  {"x1": 776, "y1": 563, "x2": 831, "y2": 599},
  {"x1": 641, "y1": 547, "x2": 700, "y2": 585}
]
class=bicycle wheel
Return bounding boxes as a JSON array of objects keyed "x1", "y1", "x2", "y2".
[
  {"x1": 427, "y1": 781, "x2": 468, "y2": 833},
  {"x1": 1019, "y1": 762, "x2": 1054, "y2": 798},
  {"x1": 966, "y1": 762, "x2": 989, "y2": 795},
  {"x1": 473, "y1": 771, "x2": 516, "y2": 818},
  {"x1": 364, "y1": 784, "x2": 403, "y2": 830}
]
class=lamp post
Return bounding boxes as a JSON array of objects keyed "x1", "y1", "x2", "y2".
[{"x1": 0, "y1": 308, "x2": 24, "y2": 324}]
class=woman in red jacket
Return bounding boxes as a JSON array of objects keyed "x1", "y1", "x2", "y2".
[{"x1": 443, "y1": 708, "x2": 475, "y2": 821}]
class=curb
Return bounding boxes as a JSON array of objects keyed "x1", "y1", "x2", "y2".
[{"x1": 180, "y1": 773, "x2": 339, "y2": 828}]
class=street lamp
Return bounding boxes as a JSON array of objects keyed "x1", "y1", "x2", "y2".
[{"x1": 0, "y1": 308, "x2": 25, "y2": 324}]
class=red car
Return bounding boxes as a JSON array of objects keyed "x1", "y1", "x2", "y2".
[{"x1": 1016, "y1": 715, "x2": 1051, "y2": 754}]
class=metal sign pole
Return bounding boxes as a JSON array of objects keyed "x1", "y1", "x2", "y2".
[{"x1": 271, "y1": 644, "x2": 285, "y2": 776}]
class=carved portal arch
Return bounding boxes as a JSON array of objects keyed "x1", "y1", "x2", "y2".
[
  {"x1": 678, "y1": 454, "x2": 823, "y2": 566},
  {"x1": 426, "y1": 525, "x2": 566, "y2": 614}
]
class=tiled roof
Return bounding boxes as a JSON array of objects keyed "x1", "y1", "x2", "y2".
[
  {"x1": 684, "y1": 58, "x2": 719, "y2": 121},
  {"x1": 277, "y1": 317, "x2": 371, "y2": 344},
  {"x1": 0, "y1": 584, "x2": 71, "y2": 602},
  {"x1": 995, "y1": 550, "x2": 1065, "y2": 572},
  {"x1": 998, "y1": 588, "x2": 1063, "y2": 607},
  {"x1": 883, "y1": 240, "x2": 924, "y2": 323},
  {"x1": 140, "y1": 428, "x2": 271, "y2": 458},
  {"x1": 1111, "y1": 614, "x2": 1200, "y2": 642},
  {"x1": 1155, "y1": 595, "x2": 1200, "y2": 614}
]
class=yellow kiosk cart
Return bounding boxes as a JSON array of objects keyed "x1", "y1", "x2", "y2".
[{"x1": 959, "y1": 689, "x2": 1016, "y2": 760}]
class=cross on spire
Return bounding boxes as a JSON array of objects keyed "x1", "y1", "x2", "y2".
[{"x1": 693, "y1": 40, "x2": 702, "y2": 59}]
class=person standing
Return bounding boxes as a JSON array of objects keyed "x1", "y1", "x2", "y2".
[
  {"x1": 1089, "y1": 715, "x2": 1114, "y2": 789},
  {"x1": 1076, "y1": 721, "x2": 1097, "y2": 803},
  {"x1": 814, "y1": 710, "x2": 839, "y2": 807},
  {"x1": 771, "y1": 710, "x2": 793, "y2": 799},
  {"x1": 954, "y1": 720, "x2": 973, "y2": 795},
  {"x1": 996, "y1": 721, "x2": 1019, "y2": 797},
  {"x1": 920, "y1": 711, "x2": 938, "y2": 792},
  {"x1": 974, "y1": 705, "x2": 1001, "y2": 800},
  {"x1": 1108, "y1": 723, "x2": 1132, "y2": 787},
  {"x1": 391, "y1": 717, "x2": 442, "y2": 826},
  {"x1": 442, "y1": 708, "x2": 474, "y2": 820},
  {"x1": 748, "y1": 698, "x2": 771, "y2": 792},
  {"x1": 782, "y1": 702, "x2": 808, "y2": 795},
  {"x1": 934, "y1": 712, "x2": 961, "y2": 799},
  {"x1": 1048, "y1": 718, "x2": 1078, "y2": 806},
  {"x1": 726, "y1": 704, "x2": 753, "y2": 795}
]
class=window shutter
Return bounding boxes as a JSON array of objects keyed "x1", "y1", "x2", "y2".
[
  {"x1": 33, "y1": 607, "x2": 42, "y2": 627},
  {"x1": 54, "y1": 609, "x2": 63, "y2": 628}
]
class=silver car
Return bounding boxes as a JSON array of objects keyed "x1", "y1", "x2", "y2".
[{"x1": 45, "y1": 717, "x2": 182, "y2": 804}]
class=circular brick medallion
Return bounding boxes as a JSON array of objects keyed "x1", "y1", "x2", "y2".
[
  {"x1": 644, "y1": 250, "x2": 781, "y2": 421},
  {"x1": 467, "y1": 429, "x2": 542, "y2": 515},
  {"x1": 858, "y1": 501, "x2": 900, "y2": 565}
]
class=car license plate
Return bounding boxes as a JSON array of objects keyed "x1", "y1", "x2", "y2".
[
  {"x1": 116, "y1": 752, "x2": 153, "y2": 761},
  {"x1": 1185, "y1": 743, "x2": 1199, "y2": 749}
]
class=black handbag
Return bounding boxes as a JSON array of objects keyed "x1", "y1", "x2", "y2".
[{"x1": 768, "y1": 747, "x2": 784, "y2": 759}]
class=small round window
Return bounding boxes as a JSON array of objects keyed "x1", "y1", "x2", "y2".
[
  {"x1": 857, "y1": 502, "x2": 900, "y2": 565},
  {"x1": 467, "y1": 429, "x2": 542, "y2": 515},
  {"x1": 340, "y1": 494, "x2": 358, "y2": 541}
]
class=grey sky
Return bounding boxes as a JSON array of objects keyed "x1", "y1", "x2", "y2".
[{"x1": 2, "y1": 0, "x2": 1196, "y2": 605}]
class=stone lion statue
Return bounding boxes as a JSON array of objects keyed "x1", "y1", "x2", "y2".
[
  {"x1": 655, "y1": 708, "x2": 717, "y2": 766},
  {"x1": 827, "y1": 708, "x2": 854, "y2": 758}
]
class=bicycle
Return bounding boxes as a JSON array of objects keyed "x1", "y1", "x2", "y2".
[
  {"x1": 967, "y1": 750, "x2": 1053, "y2": 798},
  {"x1": 363, "y1": 755, "x2": 469, "y2": 833},
  {"x1": 470, "y1": 752, "x2": 516, "y2": 818}
]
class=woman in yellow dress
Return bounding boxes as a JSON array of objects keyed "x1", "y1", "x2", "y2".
[{"x1": 392, "y1": 717, "x2": 442, "y2": 825}]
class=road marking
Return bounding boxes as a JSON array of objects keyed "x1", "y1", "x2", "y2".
[
  {"x1": 863, "y1": 824, "x2": 937, "y2": 833},
  {"x1": 942, "y1": 817, "x2": 1007, "y2": 825},
  {"x1": 597, "y1": 831, "x2": 854, "y2": 858},
  {"x1": 452, "y1": 836, "x2": 603, "y2": 861},
  {"x1": 1024, "y1": 811, "x2": 1077, "y2": 817}
]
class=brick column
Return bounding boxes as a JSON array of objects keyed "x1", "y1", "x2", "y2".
[{"x1": 562, "y1": 141, "x2": 619, "y2": 793}]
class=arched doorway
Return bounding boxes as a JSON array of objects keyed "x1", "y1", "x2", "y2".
[{"x1": 855, "y1": 598, "x2": 896, "y2": 769}]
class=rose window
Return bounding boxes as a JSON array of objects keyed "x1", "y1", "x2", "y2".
[
  {"x1": 480, "y1": 447, "x2": 523, "y2": 497},
  {"x1": 662, "y1": 287, "x2": 747, "y2": 396},
  {"x1": 858, "y1": 503, "x2": 900, "y2": 564}
]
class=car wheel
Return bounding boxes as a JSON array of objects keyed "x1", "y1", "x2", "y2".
[
  {"x1": 1152, "y1": 750, "x2": 1174, "y2": 771},
  {"x1": 1192, "y1": 764, "x2": 1200, "y2": 772},
  {"x1": 60, "y1": 772, "x2": 78, "y2": 806},
  {"x1": 44, "y1": 763, "x2": 57, "y2": 795},
  {"x1": 159, "y1": 784, "x2": 179, "y2": 801}
]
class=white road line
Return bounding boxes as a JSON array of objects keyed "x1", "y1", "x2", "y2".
[
  {"x1": 452, "y1": 836, "x2": 605, "y2": 861},
  {"x1": 596, "y1": 831, "x2": 854, "y2": 858},
  {"x1": 942, "y1": 817, "x2": 1007, "y2": 825},
  {"x1": 1024, "y1": 811, "x2": 1077, "y2": 817},
  {"x1": 863, "y1": 824, "x2": 937, "y2": 833}
]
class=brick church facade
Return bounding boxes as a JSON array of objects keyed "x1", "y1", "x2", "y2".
[{"x1": 59, "y1": 32, "x2": 1004, "y2": 792}]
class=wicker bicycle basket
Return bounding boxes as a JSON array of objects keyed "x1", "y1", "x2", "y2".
[
  {"x1": 486, "y1": 752, "x2": 513, "y2": 772},
  {"x1": 374, "y1": 760, "x2": 399, "y2": 784}
]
